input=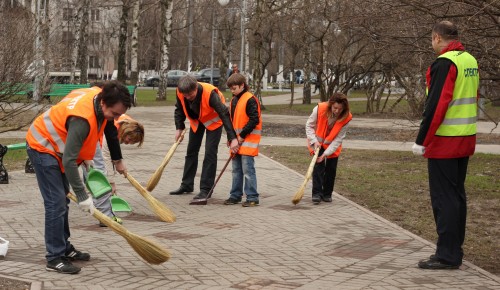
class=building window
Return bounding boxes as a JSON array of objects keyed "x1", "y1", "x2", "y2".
[
  {"x1": 89, "y1": 56, "x2": 100, "y2": 68},
  {"x1": 89, "y1": 33, "x2": 100, "y2": 46},
  {"x1": 90, "y1": 9, "x2": 100, "y2": 22},
  {"x1": 63, "y1": 8, "x2": 73, "y2": 21}
]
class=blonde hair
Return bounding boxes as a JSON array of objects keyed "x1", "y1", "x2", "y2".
[{"x1": 118, "y1": 119, "x2": 145, "y2": 147}]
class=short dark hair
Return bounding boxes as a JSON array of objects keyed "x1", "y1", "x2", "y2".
[
  {"x1": 97, "y1": 80, "x2": 132, "y2": 109},
  {"x1": 226, "y1": 73, "x2": 248, "y2": 89},
  {"x1": 178, "y1": 75, "x2": 198, "y2": 94},
  {"x1": 432, "y1": 21, "x2": 459, "y2": 40}
]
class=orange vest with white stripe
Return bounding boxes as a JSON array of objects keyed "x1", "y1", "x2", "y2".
[
  {"x1": 230, "y1": 92, "x2": 262, "y2": 156},
  {"x1": 26, "y1": 87, "x2": 106, "y2": 171},
  {"x1": 308, "y1": 102, "x2": 352, "y2": 158},
  {"x1": 177, "y1": 83, "x2": 225, "y2": 132}
]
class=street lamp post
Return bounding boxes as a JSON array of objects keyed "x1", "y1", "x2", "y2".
[{"x1": 210, "y1": 0, "x2": 230, "y2": 85}]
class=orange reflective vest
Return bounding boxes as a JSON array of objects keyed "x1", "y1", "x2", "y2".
[
  {"x1": 308, "y1": 102, "x2": 352, "y2": 158},
  {"x1": 177, "y1": 83, "x2": 225, "y2": 132},
  {"x1": 230, "y1": 92, "x2": 262, "y2": 156},
  {"x1": 26, "y1": 87, "x2": 106, "y2": 171}
]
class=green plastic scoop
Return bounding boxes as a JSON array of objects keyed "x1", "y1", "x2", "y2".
[
  {"x1": 85, "y1": 167, "x2": 113, "y2": 199},
  {"x1": 110, "y1": 195, "x2": 132, "y2": 212}
]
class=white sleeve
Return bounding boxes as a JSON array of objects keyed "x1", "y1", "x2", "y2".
[{"x1": 305, "y1": 105, "x2": 319, "y2": 145}]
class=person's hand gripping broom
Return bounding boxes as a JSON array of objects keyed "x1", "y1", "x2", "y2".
[
  {"x1": 146, "y1": 128, "x2": 187, "y2": 192},
  {"x1": 67, "y1": 192, "x2": 170, "y2": 264},
  {"x1": 292, "y1": 146, "x2": 320, "y2": 205}
]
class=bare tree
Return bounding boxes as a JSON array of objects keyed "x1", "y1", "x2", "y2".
[
  {"x1": 118, "y1": 0, "x2": 132, "y2": 83},
  {"x1": 130, "y1": 0, "x2": 141, "y2": 85},
  {"x1": 77, "y1": 0, "x2": 90, "y2": 84},
  {"x1": 0, "y1": 5, "x2": 47, "y2": 133},
  {"x1": 157, "y1": 0, "x2": 173, "y2": 100}
]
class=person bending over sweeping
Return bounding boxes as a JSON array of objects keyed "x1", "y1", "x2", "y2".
[
  {"x1": 83, "y1": 114, "x2": 144, "y2": 226},
  {"x1": 169, "y1": 75, "x2": 239, "y2": 202},
  {"x1": 305, "y1": 93, "x2": 352, "y2": 205},
  {"x1": 26, "y1": 81, "x2": 132, "y2": 274}
]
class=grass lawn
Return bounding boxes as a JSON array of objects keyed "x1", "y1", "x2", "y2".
[
  {"x1": 259, "y1": 145, "x2": 499, "y2": 274},
  {"x1": 134, "y1": 88, "x2": 288, "y2": 107}
]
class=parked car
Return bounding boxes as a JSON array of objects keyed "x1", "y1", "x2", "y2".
[
  {"x1": 195, "y1": 68, "x2": 221, "y2": 86},
  {"x1": 144, "y1": 70, "x2": 189, "y2": 87}
]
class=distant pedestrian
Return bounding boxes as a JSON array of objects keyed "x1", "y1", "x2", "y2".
[
  {"x1": 227, "y1": 63, "x2": 240, "y2": 78},
  {"x1": 306, "y1": 93, "x2": 352, "y2": 204},
  {"x1": 413, "y1": 20, "x2": 479, "y2": 270},
  {"x1": 295, "y1": 70, "x2": 302, "y2": 84},
  {"x1": 224, "y1": 73, "x2": 262, "y2": 207}
]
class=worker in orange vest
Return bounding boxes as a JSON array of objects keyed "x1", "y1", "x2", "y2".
[
  {"x1": 26, "y1": 81, "x2": 133, "y2": 274},
  {"x1": 306, "y1": 93, "x2": 352, "y2": 204},
  {"x1": 169, "y1": 75, "x2": 239, "y2": 202},
  {"x1": 224, "y1": 73, "x2": 262, "y2": 207}
]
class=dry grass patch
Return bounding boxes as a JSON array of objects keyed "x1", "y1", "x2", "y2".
[{"x1": 260, "y1": 146, "x2": 499, "y2": 274}]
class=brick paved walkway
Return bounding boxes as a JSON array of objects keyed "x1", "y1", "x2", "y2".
[{"x1": 0, "y1": 106, "x2": 498, "y2": 289}]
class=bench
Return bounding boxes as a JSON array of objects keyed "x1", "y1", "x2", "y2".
[
  {"x1": 0, "y1": 143, "x2": 33, "y2": 184},
  {"x1": 0, "y1": 83, "x2": 33, "y2": 96},
  {"x1": 46, "y1": 84, "x2": 137, "y2": 105}
]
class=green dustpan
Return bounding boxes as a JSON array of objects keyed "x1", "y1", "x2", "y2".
[
  {"x1": 110, "y1": 195, "x2": 132, "y2": 212},
  {"x1": 85, "y1": 167, "x2": 113, "y2": 199}
]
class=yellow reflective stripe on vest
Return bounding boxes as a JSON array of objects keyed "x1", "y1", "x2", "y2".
[
  {"x1": 234, "y1": 128, "x2": 262, "y2": 135},
  {"x1": 29, "y1": 109, "x2": 66, "y2": 154},
  {"x1": 203, "y1": 116, "x2": 221, "y2": 128}
]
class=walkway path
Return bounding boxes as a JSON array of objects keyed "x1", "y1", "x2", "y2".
[{"x1": 0, "y1": 104, "x2": 498, "y2": 289}]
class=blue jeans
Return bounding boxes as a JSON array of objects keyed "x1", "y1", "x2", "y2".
[
  {"x1": 27, "y1": 147, "x2": 73, "y2": 262},
  {"x1": 229, "y1": 155, "x2": 259, "y2": 202}
]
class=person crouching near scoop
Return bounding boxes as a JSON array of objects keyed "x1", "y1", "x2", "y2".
[
  {"x1": 26, "y1": 81, "x2": 132, "y2": 274},
  {"x1": 84, "y1": 113, "x2": 144, "y2": 226},
  {"x1": 305, "y1": 93, "x2": 352, "y2": 204}
]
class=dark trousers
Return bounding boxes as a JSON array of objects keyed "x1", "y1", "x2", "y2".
[
  {"x1": 181, "y1": 124, "x2": 222, "y2": 193},
  {"x1": 428, "y1": 157, "x2": 468, "y2": 266},
  {"x1": 312, "y1": 151, "x2": 338, "y2": 198}
]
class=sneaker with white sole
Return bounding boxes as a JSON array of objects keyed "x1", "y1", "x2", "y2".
[
  {"x1": 65, "y1": 246, "x2": 90, "y2": 261},
  {"x1": 46, "y1": 257, "x2": 81, "y2": 274}
]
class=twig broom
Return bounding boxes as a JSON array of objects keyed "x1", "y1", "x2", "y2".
[
  {"x1": 146, "y1": 128, "x2": 187, "y2": 191},
  {"x1": 292, "y1": 147, "x2": 320, "y2": 205},
  {"x1": 126, "y1": 173, "x2": 176, "y2": 223},
  {"x1": 67, "y1": 192, "x2": 170, "y2": 264}
]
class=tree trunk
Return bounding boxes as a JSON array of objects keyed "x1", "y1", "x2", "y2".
[
  {"x1": 157, "y1": 0, "x2": 173, "y2": 101},
  {"x1": 130, "y1": 0, "x2": 140, "y2": 85},
  {"x1": 118, "y1": 0, "x2": 131, "y2": 83},
  {"x1": 77, "y1": 0, "x2": 90, "y2": 84}
]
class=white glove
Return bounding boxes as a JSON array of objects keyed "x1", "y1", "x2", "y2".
[
  {"x1": 78, "y1": 197, "x2": 95, "y2": 215},
  {"x1": 412, "y1": 143, "x2": 425, "y2": 156}
]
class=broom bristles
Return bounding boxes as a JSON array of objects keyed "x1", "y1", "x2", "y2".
[
  {"x1": 127, "y1": 174, "x2": 176, "y2": 223},
  {"x1": 291, "y1": 147, "x2": 320, "y2": 205},
  {"x1": 67, "y1": 193, "x2": 170, "y2": 264},
  {"x1": 146, "y1": 128, "x2": 187, "y2": 191}
]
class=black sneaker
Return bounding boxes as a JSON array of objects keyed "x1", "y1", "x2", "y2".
[
  {"x1": 418, "y1": 258, "x2": 460, "y2": 270},
  {"x1": 242, "y1": 200, "x2": 259, "y2": 207},
  {"x1": 312, "y1": 196, "x2": 321, "y2": 204},
  {"x1": 224, "y1": 197, "x2": 242, "y2": 205},
  {"x1": 65, "y1": 247, "x2": 90, "y2": 261},
  {"x1": 46, "y1": 257, "x2": 81, "y2": 274}
]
